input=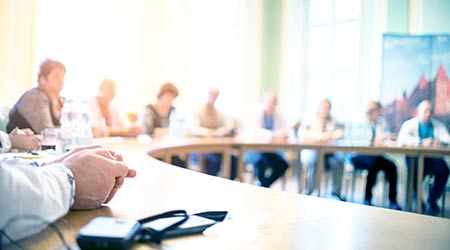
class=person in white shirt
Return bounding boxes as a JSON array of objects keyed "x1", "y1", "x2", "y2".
[
  {"x1": 244, "y1": 92, "x2": 289, "y2": 188},
  {"x1": 90, "y1": 79, "x2": 143, "y2": 137},
  {"x1": 299, "y1": 99, "x2": 346, "y2": 200},
  {"x1": 397, "y1": 100, "x2": 450, "y2": 215},
  {"x1": 0, "y1": 145, "x2": 136, "y2": 244}
]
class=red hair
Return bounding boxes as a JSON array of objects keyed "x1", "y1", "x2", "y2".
[{"x1": 38, "y1": 59, "x2": 66, "y2": 82}]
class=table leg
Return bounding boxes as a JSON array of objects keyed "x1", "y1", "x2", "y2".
[
  {"x1": 316, "y1": 149, "x2": 325, "y2": 197},
  {"x1": 417, "y1": 154, "x2": 425, "y2": 214},
  {"x1": 237, "y1": 147, "x2": 245, "y2": 182},
  {"x1": 163, "y1": 153, "x2": 171, "y2": 164},
  {"x1": 297, "y1": 150, "x2": 303, "y2": 193},
  {"x1": 405, "y1": 158, "x2": 415, "y2": 212},
  {"x1": 222, "y1": 148, "x2": 231, "y2": 179},
  {"x1": 199, "y1": 153, "x2": 205, "y2": 173}
]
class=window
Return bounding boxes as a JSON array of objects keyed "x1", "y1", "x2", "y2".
[
  {"x1": 35, "y1": 0, "x2": 141, "y2": 110},
  {"x1": 183, "y1": 0, "x2": 247, "y2": 115},
  {"x1": 303, "y1": 0, "x2": 361, "y2": 121},
  {"x1": 34, "y1": 0, "x2": 248, "y2": 117}
]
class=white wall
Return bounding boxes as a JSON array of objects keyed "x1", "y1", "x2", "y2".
[{"x1": 0, "y1": 0, "x2": 36, "y2": 106}]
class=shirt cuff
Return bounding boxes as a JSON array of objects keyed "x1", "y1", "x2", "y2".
[
  {"x1": 0, "y1": 132, "x2": 12, "y2": 153},
  {"x1": 65, "y1": 168, "x2": 76, "y2": 207}
]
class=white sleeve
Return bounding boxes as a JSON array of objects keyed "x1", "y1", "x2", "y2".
[
  {"x1": 190, "y1": 107, "x2": 210, "y2": 137},
  {"x1": 110, "y1": 102, "x2": 131, "y2": 127},
  {"x1": 397, "y1": 119, "x2": 420, "y2": 146},
  {"x1": 0, "y1": 163, "x2": 75, "y2": 243},
  {"x1": 90, "y1": 97, "x2": 103, "y2": 127},
  {"x1": 274, "y1": 112, "x2": 288, "y2": 132},
  {"x1": 0, "y1": 130, "x2": 11, "y2": 153},
  {"x1": 434, "y1": 120, "x2": 450, "y2": 144},
  {"x1": 242, "y1": 109, "x2": 272, "y2": 140}
]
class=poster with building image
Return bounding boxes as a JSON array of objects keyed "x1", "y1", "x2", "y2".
[{"x1": 381, "y1": 34, "x2": 450, "y2": 133}]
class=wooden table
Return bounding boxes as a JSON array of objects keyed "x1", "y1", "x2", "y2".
[
  {"x1": 148, "y1": 137, "x2": 450, "y2": 213},
  {"x1": 9, "y1": 138, "x2": 450, "y2": 250}
]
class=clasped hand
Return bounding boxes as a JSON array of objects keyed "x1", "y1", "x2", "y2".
[{"x1": 43, "y1": 145, "x2": 137, "y2": 209}]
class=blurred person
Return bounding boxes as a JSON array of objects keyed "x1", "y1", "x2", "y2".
[
  {"x1": 190, "y1": 87, "x2": 235, "y2": 137},
  {"x1": 299, "y1": 99, "x2": 346, "y2": 201},
  {"x1": 398, "y1": 100, "x2": 450, "y2": 215},
  {"x1": 0, "y1": 145, "x2": 136, "y2": 243},
  {"x1": 0, "y1": 104, "x2": 9, "y2": 132},
  {"x1": 190, "y1": 87, "x2": 237, "y2": 179},
  {"x1": 244, "y1": 92, "x2": 289, "y2": 188},
  {"x1": 141, "y1": 82, "x2": 179, "y2": 137},
  {"x1": 7, "y1": 59, "x2": 66, "y2": 134},
  {"x1": 0, "y1": 128, "x2": 41, "y2": 153},
  {"x1": 140, "y1": 82, "x2": 186, "y2": 167},
  {"x1": 350, "y1": 101, "x2": 401, "y2": 210},
  {"x1": 90, "y1": 78, "x2": 143, "y2": 137},
  {"x1": 1, "y1": 104, "x2": 41, "y2": 152}
]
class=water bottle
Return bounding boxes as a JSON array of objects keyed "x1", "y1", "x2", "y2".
[
  {"x1": 77, "y1": 100, "x2": 93, "y2": 145},
  {"x1": 57, "y1": 99, "x2": 93, "y2": 153},
  {"x1": 57, "y1": 99, "x2": 75, "y2": 153},
  {"x1": 168, "y1": 109, "x2": 186, "y2": 138}
]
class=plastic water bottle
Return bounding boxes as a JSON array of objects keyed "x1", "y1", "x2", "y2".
[
  {"x1": 168, "y1": 109, "x2": 186, "y2": 138},
  {"x1": 57, "y1": 99, "x2": 93, "y2": 153},
  {"x1": 57, "y1": 99, "x2": 74, "y2": 153},
  {"x1": 77, "y1": 100, "x2": 93, "y2": 145}
]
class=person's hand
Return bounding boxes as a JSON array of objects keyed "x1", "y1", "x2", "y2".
[
  {"x1": 373, "y1": 135, "x2": 387, "y2": 146},
  {"x1": 8, "y1": 127, "x2": 42, "y2": 151},
  {"x1": 128, "y1": 124, "x2": 144, "y2": 137},
  {"x1": 272, "y1": 131, "x2": 288, "y2": 142},
  {"x1": 215, "y1": 127, "x2": 231, "y2": 137},
  {"x1": 92, "y1": 126, "x2": 109, "y2": 138},
  {"x1": 153, "y1": 128, "x2": 169, "y2": 138},
  {"x1": 61, "y1": 146, "x2": 136, "y2": 209},
  {"x1": 318, "y1": 133, "x2": 333, "y2": 142},
  {"x1": 426, "y1": 139, "x2": 445, "y2": 147},
  {"x1": 421, "y1": 138, "x2": 434, "y2": 147}
]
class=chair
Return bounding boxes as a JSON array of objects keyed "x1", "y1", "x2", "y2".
[
  {"x1": 426, "y1": 176, "x2": 450, "y2": 217},
  {"x1": 442, "y1": 184, "x2": 449, "y2": 217},
  {"x1": 248, "y1": 150, "x2": 296, "y2": 191},
  {"x1": 347, "y1": 159, "x2": 389, "y2": 206}
]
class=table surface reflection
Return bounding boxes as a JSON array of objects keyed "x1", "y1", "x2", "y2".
[{"x1": 8, "y1": 138, "x2": 450, "y2": 250}]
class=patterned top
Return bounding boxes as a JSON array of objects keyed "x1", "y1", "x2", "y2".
[
  {"x1": 7, "y1": 87, "x2": 63, "y2": 134},
  {"x1": 141, "y1": 104, "x2": 174, "y2": 135}
]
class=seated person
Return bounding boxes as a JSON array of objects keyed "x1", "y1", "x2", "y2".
[
  {"x1": 90, "y1": 79, "x2": 143, "y2": 137},
  {"x1": 1, "y1": 104, "x2": 41, "y2": 152},
  {"x1": 140, "y1": 82, "x2": 185, "y2": 167},
  {"x1": 190, "y1": 87, "x2": 237, "y2": 179},
  {"x1": 141, "y1": 82, "x2": 179, "y2": 137},
  {"x1": 7, "y1": 59, "x2": 66, "y2": 134},
  {"x1": 0, "y1": 145, "x2": 136, "y2": 244},
  {"x1": 299, "y1": 99, "x2": 345, "y2": 201},
  {"x1": 397, "y1": 100, "x2": 450, "y2": 215},
  {"x1": 350, "y1": 101, "x2": 401, "y2": 210},
  {"x1": 0, "y1": 104, "x2": 9, "y2": 132},
  {"x1": 244, "y1": 92, "x2": 289, "y2": 188},
  {"x1": 0, "y1": 128, "x2": 41, "y2": 153}
]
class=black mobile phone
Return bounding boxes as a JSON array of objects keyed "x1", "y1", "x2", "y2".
[
  {"x1": 76, "y1": 217, "x2": 141, "y2": 250},
  {"x1": 141, "y1": 214, "x2": 217, "y2": 239}
]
